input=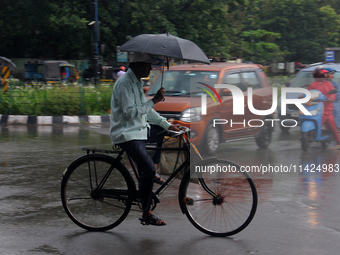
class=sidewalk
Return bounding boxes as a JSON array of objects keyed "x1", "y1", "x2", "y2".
[{"x1": 0, "y1": 114, "x2": 110, "y2": 125}]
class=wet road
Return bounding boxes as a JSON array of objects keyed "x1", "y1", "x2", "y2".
[{"x1": 1, "y1": 124, "x2": 340, "y2": 255}]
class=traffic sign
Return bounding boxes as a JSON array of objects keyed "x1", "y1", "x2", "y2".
[
  {"x1": 1, "y1": 66, "x2": 10, "y2": 91},
  {"x1": 325, "y1": 51, "x2": 335, "y2": 61}
]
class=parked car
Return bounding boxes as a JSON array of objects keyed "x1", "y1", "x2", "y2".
[
  {"x1": 146, "y1": 62, "x2": 274, "y2": 155},
  {"x1": 278, "y1": 62, "x2": 340, "y2": 132}
]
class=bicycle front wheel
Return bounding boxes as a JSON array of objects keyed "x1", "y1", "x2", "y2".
[
  {"x1": 179, "y1": 158, "x2": 257, "y2": 237},
  {"x1": 61, "y1": 154, "x2": 136, "y2": 231}
]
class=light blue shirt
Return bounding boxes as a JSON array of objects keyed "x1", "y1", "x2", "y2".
[{"x1": 110, "y1": 68, "x2": 171, "y2": 144}]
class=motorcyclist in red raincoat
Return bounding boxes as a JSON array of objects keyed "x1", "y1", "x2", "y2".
[{"x1": 308, "y1": 68, "x2": 340, "y2": 149}]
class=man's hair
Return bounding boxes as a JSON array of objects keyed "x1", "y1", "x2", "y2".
[
  {"x1": 129, "y1": 62, "x2": 138, "y2": 69},
  {"x1": 129, "y1": 62, "x2": 149, "y2": 70}
]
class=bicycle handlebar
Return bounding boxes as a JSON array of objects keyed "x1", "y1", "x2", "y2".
[
  {"x1": 156, "y1": 126, "x2": 190, "y2": 137},
  {"x1": 166, "y1": 126, "x2": 190, "y2": 137}
]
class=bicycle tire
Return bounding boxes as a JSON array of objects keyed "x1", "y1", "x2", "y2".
[
  {"x1": 61, "y1": 153, "x2": 136, "y2": 231},
  {"x1": 178, "y1": 158, "x2": 257, "y2": 237}
]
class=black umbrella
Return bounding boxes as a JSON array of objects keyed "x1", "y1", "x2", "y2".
[
  {"x1": 0, "y1": 56, "x2": 16, "y2": 71},
  {"x1": 119, "y1": 33, "x2": 210, "y2": 89},
  {"x1": 119, "y1": 33, "x2": 210, "y2": 64}
]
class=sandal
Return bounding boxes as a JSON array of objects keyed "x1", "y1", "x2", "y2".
[
  {"x1": 154, "y1": 173, "x2": 165, "y2": 185},
  {"x1": 139, "y1": 214, "x2": 167, "y2": 226}
]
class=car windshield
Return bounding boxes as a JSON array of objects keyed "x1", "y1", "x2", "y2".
[
  {"x1": 290, "y1": 70, "x2": 340, "y2": 88},
  {"x1": 147, "y1": 70, "x2": 219, "y2": 97},
  {"x1": 290, "y1": 71, "x2": 315, "y2": 88}
]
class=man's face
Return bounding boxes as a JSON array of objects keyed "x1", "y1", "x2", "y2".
[{"x1": 139, "y1": 63, "x2": 152, "y2": 78}]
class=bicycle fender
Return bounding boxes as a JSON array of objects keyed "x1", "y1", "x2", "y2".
[
  {"x1": 61, "y1": 153, "x2": 136, "y2": 191},
  {"x1": 62, "y1": 153, "x2": 116, "y2": 176}
]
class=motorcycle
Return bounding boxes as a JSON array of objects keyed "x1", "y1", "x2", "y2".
[{"x1": 300, "y1": 89, "x2": 337, "y2": 151}]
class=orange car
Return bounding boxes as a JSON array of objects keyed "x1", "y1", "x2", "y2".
[{"x1": 146, "y1": 62, "x2": 274, "y2": 155}]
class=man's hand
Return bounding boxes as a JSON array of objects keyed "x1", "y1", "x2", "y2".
[
  {"x1": 168, "y1": 124, "x2": 181, "y2": 131},
  {"x1": 152, "y1": 88, "x2": 165, "y2": 104}
]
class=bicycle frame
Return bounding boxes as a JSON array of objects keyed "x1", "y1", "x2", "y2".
[
  {"x1": 146, "y1": 144, "x2": 189, "y2": 196},
  {"x1": 82, "y1": 130, "x2": 215, "y2": 204}
]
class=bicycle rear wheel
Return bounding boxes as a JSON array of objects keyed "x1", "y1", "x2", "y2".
[
  {"x1": 61, "y1": 154, "x2": 136, "y2": 231},
  {"x1": 179, "y1": 158, "x2": 257, "y2": 237}
]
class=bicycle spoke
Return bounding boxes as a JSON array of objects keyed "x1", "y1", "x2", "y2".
[
  {"x1": 68, "y1": 178, "x2": 92, "y2": 191},
  {"x1": 68, "y1": 197, "x2": 91, "y2": 201},
  {"x1": 193, "y1": 198, "x2": 213, "y2": 202}
]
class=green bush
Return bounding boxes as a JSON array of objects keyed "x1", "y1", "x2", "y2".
[
  {"x1": 0, "y1": 82, "x2": 114, "y2": 116},
  {"x1": 0, "y1": 76, "x2": 294, "y2": 116},
  {"x1": 268, "y1": 75, "x2": 294, "y2": 88}
]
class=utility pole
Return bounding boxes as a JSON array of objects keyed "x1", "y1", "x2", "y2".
[{"x1": 93, "y1": 0, "x2": 100, "y2": 84}]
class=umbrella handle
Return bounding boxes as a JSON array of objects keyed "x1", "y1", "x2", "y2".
[
  {"x1": 160, "y1": 56, "x2": 167, "y2": 102},
  {"x1": 160, "y1": 56, "x2": 165, "y2": 88}
]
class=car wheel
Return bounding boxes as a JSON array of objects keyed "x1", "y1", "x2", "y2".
[
  {"x1": 301, "y1": 131, "x2": 313, "y2": 151},
  {"x1": 255, "y1": 123, "x2": 272, "y2": 149},
  {"x1": 201, "y1": 124, "x2": 220, "y2": 156}
]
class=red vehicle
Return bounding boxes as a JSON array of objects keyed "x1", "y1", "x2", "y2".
[{"x1": 146, "y1": 62, "x2": 274, "y2": 155}]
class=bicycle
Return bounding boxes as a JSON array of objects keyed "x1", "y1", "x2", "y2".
[{"x1": 60, "y1": 128, "x2": 258, "y2": 237}]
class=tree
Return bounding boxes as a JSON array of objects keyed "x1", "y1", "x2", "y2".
[
  {"x1": 1, "y1": 0, "x2": 340, "y2": 64},
  {"x1": 0, "y1": 0, "x2": 92, "y2": 59},
  {"x1": 240, "y1": 29, "x2": 283, "y2": 64},
  {"x1": 97, "y1": 0, "x2": 248, "y2": 60},
  {"x1": 0, "y1": 0, "x2": 272, "y2": 62},
  {"x1": 254, "y1": 0, "x2": 340, "y2": 63}
]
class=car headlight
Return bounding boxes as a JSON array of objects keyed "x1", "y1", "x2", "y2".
[{"x1": 180, "y1": 107, "x2": 201, "y2": 122}]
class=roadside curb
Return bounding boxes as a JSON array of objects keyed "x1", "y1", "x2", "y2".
[{"x1": 0, "y1": 114, "x2": 110, "y2": 125}]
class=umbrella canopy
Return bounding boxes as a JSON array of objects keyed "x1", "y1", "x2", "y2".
[
  {"x1": 119, "y1": 33, "x2": 210, "y2": 64},
  {"x1": 0, "y1": 56, "x2": 17, "y2": 71}
]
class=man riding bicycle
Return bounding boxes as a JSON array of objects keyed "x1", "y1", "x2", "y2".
[
  {"x1": 307, "y1": 67, "x2": 340, "y2": 150},
  {"x1": 109, "y1": 52, "x2": 179, "y2": 226}
]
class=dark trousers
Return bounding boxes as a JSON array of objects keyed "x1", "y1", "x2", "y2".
[{"x1": 118, "y1": 125, "x2": 165, "y2": 212}]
